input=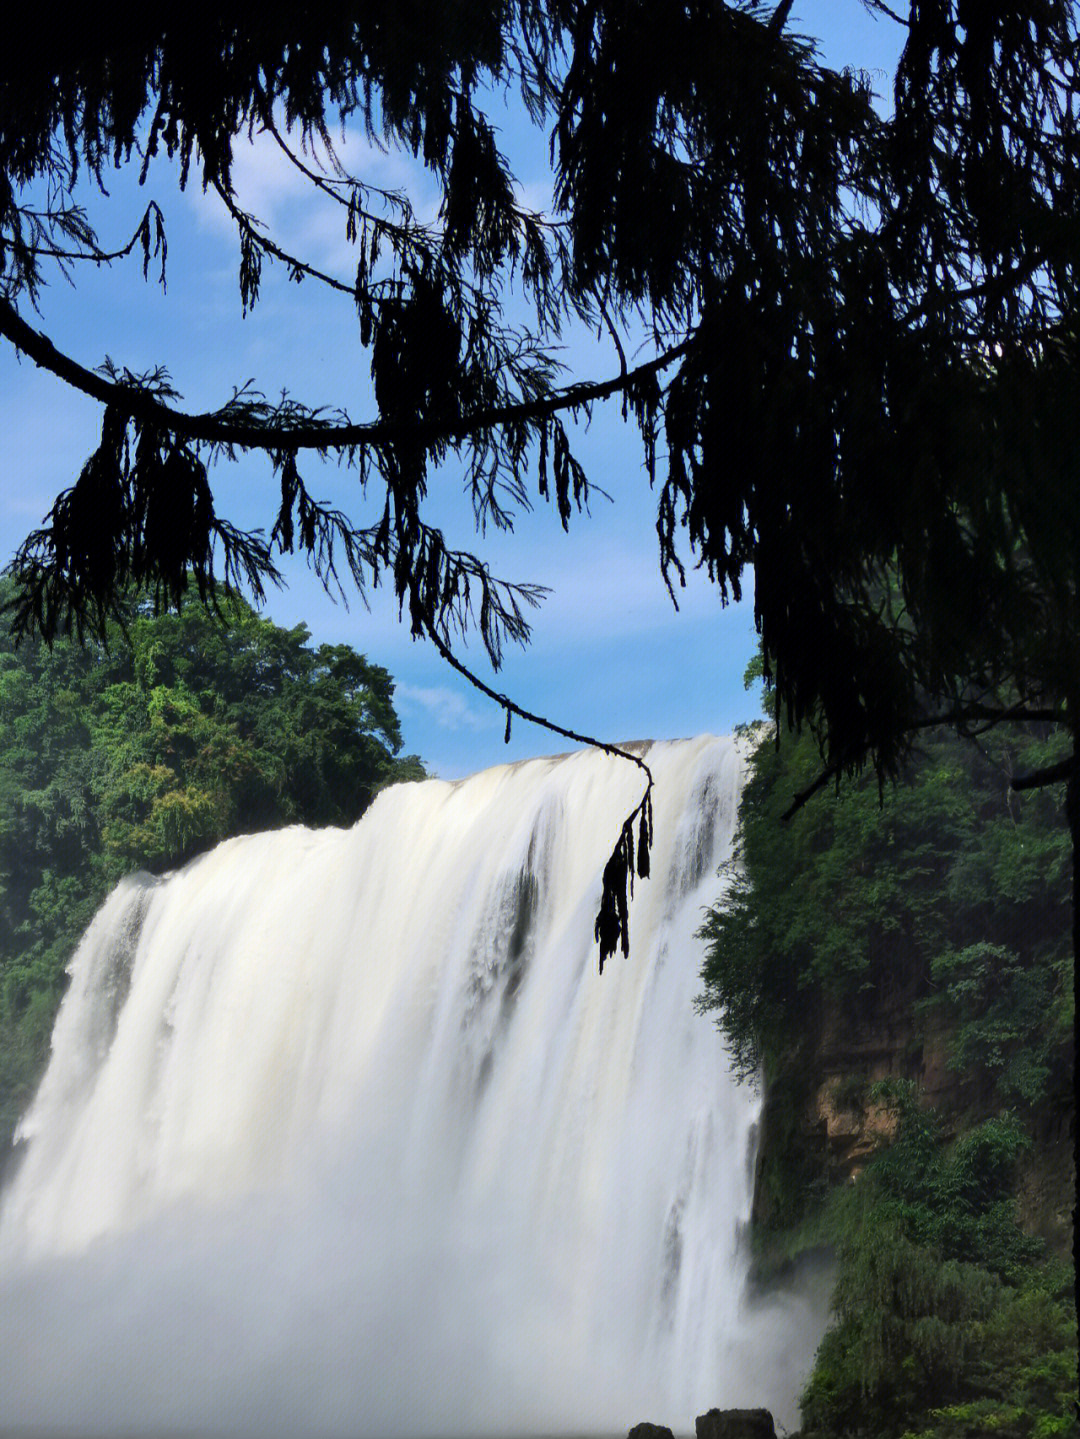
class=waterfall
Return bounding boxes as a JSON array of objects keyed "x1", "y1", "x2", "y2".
[{"x1": 0, "y1": 736, "x2": 822, "y2": 1438}]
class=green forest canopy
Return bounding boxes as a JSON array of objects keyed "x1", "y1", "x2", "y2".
[
  {"x1": 699, "y1": 718, "x2": 1072, "y2": 1098},
  {"x1": 1, "y1": 3, "x2": 1077, "y2": 963},
  {"x1": 0, "y1": 579, "x2": 423, "y2": 1154}
]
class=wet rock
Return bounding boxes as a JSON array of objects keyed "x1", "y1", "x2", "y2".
[
  {"x1": 628, "y1": 1424, "x2": 675, "y2": 1439},
  {"x1": 696, "y1": 1408, "x2": 777, "y2": 1439}
]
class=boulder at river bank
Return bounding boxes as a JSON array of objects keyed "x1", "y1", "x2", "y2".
[
  {"x1": 695, "y1": 1408, "x2": 777, "y2": 1439},
  {"x1": 628, "y1": 1424, "x2": 675, "y2": 1439}
]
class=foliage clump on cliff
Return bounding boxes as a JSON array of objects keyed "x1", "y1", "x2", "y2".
[
  {"x1": 0, "y1": 579, "x2": 424, "y2": 1155},
  {"x1": 698, "y1": 705, "x2": 1074, "y2": 1438},
  {"x1": 802, "y1": 1083, "x2": 1075, "y2": 1439}
]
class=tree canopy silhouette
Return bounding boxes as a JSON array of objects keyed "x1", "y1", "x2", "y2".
[{"x1": 1, "y1": 1, "x2": 1077, "y2": 964}]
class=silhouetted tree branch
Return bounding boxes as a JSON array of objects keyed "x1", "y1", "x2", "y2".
[{"x1": 1, "y1": 2, "x2": 1077, "y2": 966}]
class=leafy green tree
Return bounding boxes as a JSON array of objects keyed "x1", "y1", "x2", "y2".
[
  {"x1": 927, "y1": 943, "x2": 1067, "y2": 1105},
  {"x1": 1, "y1": 3, "x2": 1076, "y2": 961},
  {"x1": 85, "y1": 596, "x2": 420, "y2": 868},
  {"x1": 0, "y1": 618, "x2": 102, "y2": 1036}
]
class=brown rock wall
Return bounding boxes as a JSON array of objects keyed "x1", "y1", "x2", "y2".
[{"x1": 784, "y1": 996, "x2": 1073, "y2": 1246}]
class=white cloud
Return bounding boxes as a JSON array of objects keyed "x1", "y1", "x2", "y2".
[
  {"x1": 513, "y1": 176, "x2": 555, "y2": 216},
  {"x1": 186, "y1": 122, "x2": 443, "y2": 278},
  {"x1": 394, "y1": 683, "x2": 498, "y2": 733}
]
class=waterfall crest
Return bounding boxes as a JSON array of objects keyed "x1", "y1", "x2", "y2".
[{"x1": 0, "y1": 736, "x2": 820, "y2": 1438}]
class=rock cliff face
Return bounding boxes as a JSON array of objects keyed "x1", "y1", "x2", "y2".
[
  {"x1": 1015, "y1": 1094, "x2": 1076, "y2": 1260},
  {"x1": 809, "y1": 993, "x2": 950, "y2": 1184},
  {"x1": 752, "y1": 992, "x2": 1075, "y2": 1262},
  {"x1": 811, "y1": 1078, "x2": 898, "y2": 1183}
]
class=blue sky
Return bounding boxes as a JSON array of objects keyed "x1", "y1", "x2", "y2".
[{"x1": 0, "y1": 4, "x2": 905, "y2": 778}]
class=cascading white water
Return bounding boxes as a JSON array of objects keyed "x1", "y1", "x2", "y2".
[{"x1": 0, "y1": 735, "x2": 823, "y2": 1438}]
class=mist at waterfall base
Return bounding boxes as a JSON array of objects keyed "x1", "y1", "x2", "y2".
[{"x1": 0, "y1": 737, "x2": 827, "y2": 1439}]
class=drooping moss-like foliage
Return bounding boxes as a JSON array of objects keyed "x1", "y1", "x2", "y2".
[{"x1": 3, "y1": 6, "x2": 1078, "y2": 977}]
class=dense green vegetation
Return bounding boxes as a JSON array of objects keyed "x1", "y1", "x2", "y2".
[
  {"x1": 700, "y1": 719, "x2": 1071, "y2": 1098},
  {"x1": 699, "y1": 710, "x2": 1075, "y2": 1439},
  {"x1": 0, "y1": 581, "x2": 423, "y2": 1159},
  {"x1": 803, "y1": 1084, "x2": 1075, "y2": 1439}
]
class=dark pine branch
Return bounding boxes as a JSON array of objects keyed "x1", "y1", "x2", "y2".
[{"x1": 0, "y1": 297, "x2": 691, "y2": 452}]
